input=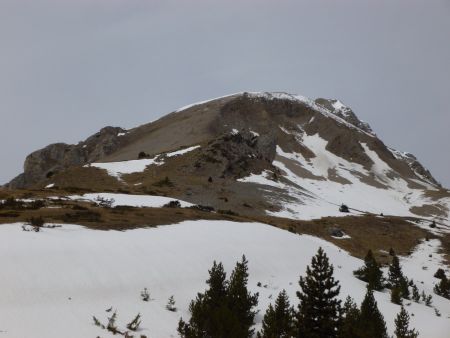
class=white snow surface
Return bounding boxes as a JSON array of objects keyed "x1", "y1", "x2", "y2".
[
  {"x1": 66, "y1": 193, "x2": 194, "y2": 208},
  {"x1": 0, "y1": 220, "x2": 448, "y2": 338},
  {"x1": 239, "y1": 132, "x2": 449, "y2": 225},
  {"x1": 165, "y1": 145, "x2": 200, "y2": 157},
  {"x1": 87, "y1": 145, "x2": 200, "y2": 179},
  {"x1": 88, "y1": 157, "x2": 162, "y2": 178}
]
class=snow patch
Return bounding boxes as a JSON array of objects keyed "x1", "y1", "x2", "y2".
[
  {"x1": 165, "y1": 145, "x2": 200, "y2": 158},
  {"x1": 88, "y1": 157, "x2": 163, "y2": 178},
  {"x1": 67, "y1": 193, "x2": 193, "y2": 208}
]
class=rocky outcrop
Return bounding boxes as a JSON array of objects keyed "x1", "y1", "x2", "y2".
[
  {"x1": 315, "y1": 98, "x2": 374, "y2": 135},
  {"x1": 7, "y1": 126, "x2": 126, "y2": 189},
  {"x1": 196, "y1": 129, "x2": 277, "y2": 178}
]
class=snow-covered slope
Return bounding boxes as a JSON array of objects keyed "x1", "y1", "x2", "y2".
[
  {"x1": 239, "y1": 129, "x2": 449, "y2": 225},
  {"x1": 0, "y1": 221, "x2": 448, "y2": 337}
]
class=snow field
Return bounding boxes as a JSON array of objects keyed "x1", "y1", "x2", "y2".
[{"x1": 0, "y1": 220, "x2": 448, "y2": 337}]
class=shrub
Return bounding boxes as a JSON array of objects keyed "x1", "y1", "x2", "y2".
[
  {"x1": 189, "y1": 205, "x2": 214, "y2": 212},
  {"x1": 126, "y1": 313, "x2": 141, "y2": 331},
  {"x1": 29, "y1": 216, "x2": 45, "y2": 231},
  {"x1": 138, "y1": 151, "x2": 150, "y2": 159},
  {"x1": 339, "y1": 204, "x2": 349, "y2": 213},
  {"x1": 141, "y1": 288, "x2": 150, "y2": 302},
  {"x1": 107, "y1": 311, "x2": 120, "y2": 334},
  {"x1": 95, "y1": 196, "x2": 115, "y2": 208},
  {"x1": 166, "y1": 295, "x2": 177, "y2": 312},
  {"x1": 163, "y1": 200, "x2": 181, "y2": 208}
]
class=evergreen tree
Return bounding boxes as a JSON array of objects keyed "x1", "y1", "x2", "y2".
[
  {"x1": 394, "y1": 306, "x2": 418, "y2": 338},
  {"x1": 178, "y1": 261, "x2": 232, "y2": 338},
  {"x1": 388, "y1": 255, "x2": 404, "y2": 287},
  {"x1": 178, "y1": 258, "x2": 258, "y2": 338},
  {"x1": 359, "y1": 287, "x2": 388, "y2": 338},
  {"x1": 434, "y1": 276, "x2": 450, "y2": 299},
  {"x1": 388, "y1": 255, "x2": 409, "y2": 299},
  {"x1": 338, "y1": 296, "x2": 362, "y2": 338},
  {"x1": 434, "y1": 268, "x2": 446, "y2": 279},
  {"x1": 411, "y1": 283, "x2": 420, "y2": 302},
  {"x1": 296, "y1": 247, "x2": 342, "y2": 338},
  {"x1": 227, "y1": 255, "x2": 259, "y2": 337},
  {"x1": 354, "y1": 250, "x2": 384, "y2": 290},
  {"x1": 391, "y1": 287, "x2": 402, "y2": 305},
  {"x1": 257, "y1": 290, "x2": 295, "y2": 338}
]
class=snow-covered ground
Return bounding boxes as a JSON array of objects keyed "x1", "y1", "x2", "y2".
[
  {"x1": 239, "y1": 132, "x2": 449, "y2": 227},
  {"x1": 65, "y1": 193, "x2": 194, "y2": 208},
  {"x1": 88, "y1": 157, "x2": 163, "y2": 178},
  {"x1": 85, "y1": 145, "x2": 200, "y2": 179},
  {"x1": 0, "y1": 220, "x2": 448, "y2": 337}
]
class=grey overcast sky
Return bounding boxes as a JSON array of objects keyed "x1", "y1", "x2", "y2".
[{"x1": 1, "y1": 0, "x2": 449, "y2": 187}]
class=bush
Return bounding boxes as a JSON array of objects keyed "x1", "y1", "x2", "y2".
[
  {"x1": 138, "y1": 151, "x2": 150, "y2": 159},
  {"x1": 434, "y1": 268, "x2": 446, "y2": 279},
  {"x1": 189, "y1": 205, "x2": 215, "y2": 212},
  {"x1": 339, "y1": 204, "x2": 349, "y2": 213},
  {"x1": 166, "y1": 295, "x2": 177, "y2": 312},
  {"x1": 95, "y1": 196, "x2": 115, "y2": 208},
  {"x1": 163, "y1": 200, "x2": 181, "y2": 208},
  {"x1": 126, "y1": 313, "x2": 141, "y2": 331},
  {"x1": 141, "y1": 288, "x2": 150, "y2": 302},
  {"x1": 29, "y1": 216, "x2": 45, "y2": 231}
]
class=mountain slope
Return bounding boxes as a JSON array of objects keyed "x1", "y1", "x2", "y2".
[
  {"x1": 0, "y1": 221, "x2": 448, "y2": 338},
  {"x1": 7, "y1": 92, "x2": 450, "y2": 224}
]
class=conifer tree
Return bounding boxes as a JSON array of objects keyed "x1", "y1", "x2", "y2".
[
  {"x1": 434, "y1": 276, "x2": 450, "y2": 299},
  {"x1": 388, "y1": 255, "x2": 409, "y2": 299},
  {"x1": 178, "y1": 261, "x2": 231, "y2": 338},
  {"x1": 227, "y1": 255, "x2": 259, "y2": 337},
  {"x1": 296, "y1": 247, "x2": 342, "y2": 338},
  {"x1": 257, "y1": 290, "x2": 295, "y2": 338},
  {"x1": 178, "y1": 258, "x2": 258, "y2": 338},
  {"x1": 354, "y1": 250, "x2": 384, "y2": 290},
  {"x1": 359, "y1": 287, "x2": 388, "y2": 338},
  {"x1": 411, "y1": 282, "x2": 420, "y2": 302},
  {"x1": 391, "y1": 286, "x2": 402, "y2": 305},
  {"x1": 388, "y1": 255, "x2": 404, "y2": 287},
  {"x1": 338, "y1": 296, "x2": 362, "y2": 338},
  {"x1": 394, "y1": 306, "x2": 419, "y2": 338}
]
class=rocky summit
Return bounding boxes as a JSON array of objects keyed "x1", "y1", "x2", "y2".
[{"x1": 7, "y1": 91, "x2": 449, "y2": 224}]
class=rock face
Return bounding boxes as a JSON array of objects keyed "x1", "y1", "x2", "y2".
[
  {"x1": 7, "y1": 91, "x2": 442, "y2": 193},
  {"x1": 196, "y1": 128, "x2": 277, "y2": 178},
  {"x1": 315, "y1": 98, "x2": 374, "y2": 135},
  {"x1": 8, "y1": 126, "x2": 126, "y2": 189}
]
